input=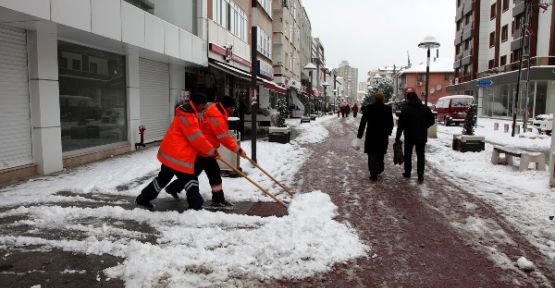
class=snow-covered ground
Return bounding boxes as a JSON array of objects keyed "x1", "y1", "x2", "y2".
[
  {"x1": 0, "y1": 115, "x2": 367, "y2": 287},
  {"x1": 428, "y1": 117, "x2": 555, "y2": 263},
  {"x1": 0, "y1": 115, "x2": 553, "y2": 287}
]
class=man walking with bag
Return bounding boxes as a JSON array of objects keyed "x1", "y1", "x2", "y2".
[
  {"x1": 357, "y1": 92, "x2": 393, "y2": 181},
  {"x1": 394, "y1": 89, "x2": 435, "y2": 184}
]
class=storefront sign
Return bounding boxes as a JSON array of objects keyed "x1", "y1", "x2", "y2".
[{"x1": 257, "y1": 60, "x2": 273, "y2": 79}]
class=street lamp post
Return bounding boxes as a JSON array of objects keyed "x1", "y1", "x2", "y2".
[
  {"x1": 304, "y1": 63, "x2": 317, "y2": 116},
  {"x1": 418, "y1": 36, "x2": 440, "y2": 106},
  {"x1": 322, "y1": 81, "x2": 330, "y2": 112}
]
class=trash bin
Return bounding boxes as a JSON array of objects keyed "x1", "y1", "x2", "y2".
[{"x1": 217, "y1": 117, "x2": 241, "y2": 175}]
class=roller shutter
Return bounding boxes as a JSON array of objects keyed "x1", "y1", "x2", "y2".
[
  {"x1": 139, "y1": 58, "x2": 170, "y2": 142},
  {"x1": 0, "y1": 25, "x2": 32, "y2": 170}
]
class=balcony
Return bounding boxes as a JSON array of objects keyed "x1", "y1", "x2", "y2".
[
  {"x1": 463, "y1": 0, "x2": 473, "y2": 14},
  {"x1": 511, "y1": 35, "x2": 528, "y2": 51},
  {"x1": 476, "y1": 56, "x2": 555, "y2": 78},
  {"x1": 462, "y1": 55, "x2": 472, "y2": 65},
  {"x1": 453, "y1": 59, "x2": 461, "y2": 69},
  {"x1": 513, "y1": 1, "x2": 525, "y2": 16},
  {"x1": 456, "y1": 5, "x2": 464, "y2": 21},
  {"x1": 462, "y1": 26, "x2": 472, "y2": 41}
]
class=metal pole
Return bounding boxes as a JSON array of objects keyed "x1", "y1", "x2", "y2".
[
  {"x1": 308, "y1": 71, "x2": 312, "y2": 116},
  {"x1": 512, "y1": 0, "x2": 529, "y2": 137},
  {"x1": 250, "y1": 0, "x2": 258, "y2": 161},
  {"x1": 333, "y1": 72, "x2": 337, "y2": 111},
  {"x1": 425, "y1": 48, "x2": 430, "y2": 106},
  {"x1": 523, "y1": 6, "x2": 533, "y2": 132}
]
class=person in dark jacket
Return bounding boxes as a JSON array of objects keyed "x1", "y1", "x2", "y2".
[
  {"x1": 357, "y1": 92, "x2": 394, "y2": 181},
  {"x1": 394, "y1": 91, "x2": 435, "y2": 183}
]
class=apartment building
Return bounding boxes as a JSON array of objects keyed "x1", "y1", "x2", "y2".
[
  {"x1": 449, "y1": 0, "x2": 554, "y2": 120},
  {"x1": 399, "y1": 58, "x2": 455, "y2": 104},
  {"x1": 0, "y1": 0, "x2": 206, "y2": 184},
  {"x1": 272, "y1": 0, "x2": 303, "y2": 117},
  {"x1": 334, "y1": 61, "x2": 358, "y2": 102}
]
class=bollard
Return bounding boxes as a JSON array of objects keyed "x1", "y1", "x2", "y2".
[
  {"x1": 494, "y1": 122, "x2": 499, "y2": 131},
  {"x1": 504, "y1": 123, "x2": 510, "y2": 133}
]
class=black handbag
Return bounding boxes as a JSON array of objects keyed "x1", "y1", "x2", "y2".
[{"x1": 393, "y1": 140, "x2": 404, "y2": 165}]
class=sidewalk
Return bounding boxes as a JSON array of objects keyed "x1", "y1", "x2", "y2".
[{"x1": 0, "y1": 115, "x2": 553, "y2": 287}]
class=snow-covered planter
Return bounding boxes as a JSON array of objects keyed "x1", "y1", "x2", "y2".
[
  {"x1": 268, "y1": 126, "x2": 291, "y2": 144},
  {"x1": 452, "y1": 134, "x2": 485, "y2": 152}
]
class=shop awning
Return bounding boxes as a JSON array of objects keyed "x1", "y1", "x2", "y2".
[
  {"x1": 209, "y1": 60, "x2": 287, "y2": 95},
  {"x1": 260, "y1": 78, "x2": 287, "y2": 95},
  {"x1": 209, "y1": 59, "x2": 252, "y2": 81}
]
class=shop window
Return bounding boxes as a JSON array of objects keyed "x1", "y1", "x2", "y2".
[{"x1": 58, "y1": 41, "x2": 127, "y2": 152}]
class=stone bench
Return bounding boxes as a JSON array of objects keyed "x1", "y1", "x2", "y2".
[{"x1": 491, "y1": 145, "x2": 546, "y2": 171}]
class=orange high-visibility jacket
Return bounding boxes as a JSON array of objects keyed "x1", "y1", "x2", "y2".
[
  {"x1": 201, "y1": 102, "x2": 240, "y2": 154},
  {"x1": 157, "y1": 101, "x2": 216, "y2": 174}
]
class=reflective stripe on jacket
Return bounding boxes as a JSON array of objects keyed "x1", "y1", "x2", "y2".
[
  {"x1": 157, "y1": 101, "x2": 216, "y2": 174},
  {"x1": 201, "y1": 102, "x2": 240, "y2": 154}
]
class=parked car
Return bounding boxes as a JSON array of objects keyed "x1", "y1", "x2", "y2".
[
  {"x1": 532, "y1": 113, "x2": 553, "y2": 135},
  {"x1": 435, "y1": 95, "x2": 474, "y2": 126}
]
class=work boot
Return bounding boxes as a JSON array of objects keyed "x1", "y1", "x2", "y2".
[
  {"x1": 165, "y1": 185, "x2": 181, "y2": 201},
  {"x1": 135, "y1": 196, "x2": 154, "y2": 211},
  {"x1": 211, "y1": 191, "x2": 234, "y2": 209}
]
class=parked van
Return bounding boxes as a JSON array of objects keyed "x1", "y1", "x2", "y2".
[{"x1": 434, "y1": 95, "x2": 474, "y2": 126}]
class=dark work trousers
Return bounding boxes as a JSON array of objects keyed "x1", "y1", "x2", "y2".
[
  {"x1": 137, "y1": 164, "x2": 203, "y2": 209},
  {"x1": 403, "y1": 140, "x2": 426, "y2": 177},
  {"x1": 165, "y1": 156, "x2": 222, "y2": 194},
  {"x1": 367, "y1": 153, "x2": 385, "y2": 178}
]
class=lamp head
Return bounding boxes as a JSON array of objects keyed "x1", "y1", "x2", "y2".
[
  {"x1": 303, "y1": 62, "x2": 317, "y2": 71},
  {"x1": 418, "y1": 36, "x2": 440, "y2": 49}
]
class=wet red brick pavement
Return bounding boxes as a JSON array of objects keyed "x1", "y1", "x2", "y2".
[{"x1": 255, "y1": 117, "x2": 555, "y2": 288}]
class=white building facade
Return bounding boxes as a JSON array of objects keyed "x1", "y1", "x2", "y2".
[{"x1": 0, "y1": 0, "x2": 207, "y2": 184}]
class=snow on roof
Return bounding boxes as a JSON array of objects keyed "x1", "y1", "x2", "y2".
[
  {"x1": 438, "y1": 94, "x2": 474, "y2": 100},
  {"x1": 402, "y1": 57, "x2": 454, "y2": 73}
]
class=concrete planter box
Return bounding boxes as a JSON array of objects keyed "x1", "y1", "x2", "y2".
[
  {"x1": 453, "y1": 134, "x2": 485, "y2": 152},
  {"x1": 268, "y1": 126, "x2": 291, "y2": 144}
]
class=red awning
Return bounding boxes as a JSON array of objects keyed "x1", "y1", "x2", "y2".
[{"x1": 260, "y1": 78, "x2": 287, "y2": 95}]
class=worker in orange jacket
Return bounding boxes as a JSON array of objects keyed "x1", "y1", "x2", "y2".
[
  {"x1": 165, "y1": 96, "x2": 245, "y2": 208},
  {"x1": 135, "y1": 92, "x2": 217, "y2": 210}
]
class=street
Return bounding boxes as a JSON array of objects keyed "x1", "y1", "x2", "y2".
[{"x1": 0, "y1": 115, "x2": 554, "y2": 287}]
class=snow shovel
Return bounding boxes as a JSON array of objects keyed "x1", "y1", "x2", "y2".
[
  {"x1": 241, "y1": 154, "x2": 294, "y2": 197},
  {"x1": 216, "y1": 155, "x2": 288, "y2": 207}
]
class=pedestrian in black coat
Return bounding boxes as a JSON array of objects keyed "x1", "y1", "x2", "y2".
[
  {"x1": 357, "y1": 92, "x2": 393, "y2": 181},
  {"x1": 394, "y1": 91, "x2": 435, "y2": 183}
]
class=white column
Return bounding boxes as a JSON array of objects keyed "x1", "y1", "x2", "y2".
[
  {"x1": 28, "y1": 23, "x2": 63, "y2": 175},
  {"x1": 126, "y1": 47, "x2": 141, "y2": 150},
  {"x1": 169, "y1": 63, "x2": 185, "y2": 117},
  {"x1": 196, "y1": 0, "x2": 207, "y2": 41}
]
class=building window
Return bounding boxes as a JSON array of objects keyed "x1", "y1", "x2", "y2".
[
  {"x1": 124, "y1": 0, "x2": 197, "y2": 34},
  {"x1": 501, "y1": 25, "x2": 508, "y2": 42},
  {"x1": 72, "y1": 59, "x2": 81, "y2": 71},
  {"x1": 490, "y1": 3, "x2": 496, "y2": 19},
  {"x1": 257, "y1": 27, "x2": 272, "y2": 59},
  {"x1": 58, "y1": 41, "x2": 127, "y2": 152},
  {"x1": 456, "y1": 44, "x2": 461, "y2": 55},
  {"x1": 489, "y1": 31, "x2": 495, "y2": 47},
  {"x1": 464, "y1": 39, "x2": 470, "y2": 50},
  {"x1": 258, "y1": 0, "x2": 272, "y2": 16},
  {"x1": 229, "y1": 2, "x2": 248, "y2": 41},
  {"x1": 457, "y1": 20, "x2": 462, "y2": 31},
  {"x1": 488, "y1": 59, "x2": 495, "y2": 69},
  {"x1": 500, "y1": 55, "x2": 507, "y2": 65},
  {"x1": 502, "y1": 0, "x2": 509, "y2": 11},
  {"x1": 457, "y1": 0, "x2": 461, "y2": 7},
  {"x1": 465, "y1": 13, "x2": 470, "y2": 25}
]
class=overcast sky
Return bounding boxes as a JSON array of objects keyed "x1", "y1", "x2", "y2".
[{"x1": 302, "y1": 0, "x2": 456, "y2": 82}]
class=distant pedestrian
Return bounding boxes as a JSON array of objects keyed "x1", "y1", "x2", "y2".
[
  {"x1": 357, "y1": 92, "x2": 393, "y2": 181},
  {"x1": 164, "y1": 96, "x2": 246, "y2": 209},
  {"x1": 352, "y1": 103, "x2": 359, "y2": 118},
  {"x1": 394, "y1": 90, "x2": 435, "y2": 183},
  {"x1": 135, "y1": 92, "x2": 217, "y2": 210}
]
